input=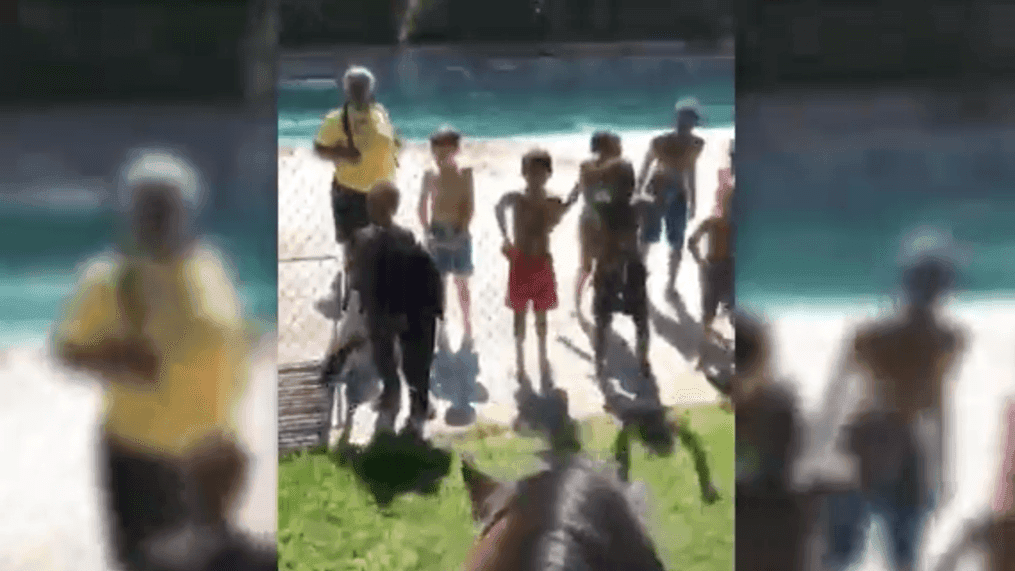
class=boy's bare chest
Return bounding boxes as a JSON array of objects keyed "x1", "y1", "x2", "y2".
[{"x1": 655, "y1": 136, "x2": 703, "y2": 170}]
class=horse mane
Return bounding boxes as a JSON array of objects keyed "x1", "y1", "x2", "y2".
[{"x1": 522, "y1": 454, "x2": 666, "y2": 571}]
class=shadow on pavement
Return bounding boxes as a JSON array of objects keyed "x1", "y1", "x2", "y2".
[{"x1": 430, "y1": 330, "x2": 488, "y2": 427}]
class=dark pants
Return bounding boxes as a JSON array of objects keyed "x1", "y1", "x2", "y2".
[
  {"x1": 371, "y1": 312, "x2": 438, "y2": 421},
  {"x1": 737, "y1": 485, "x2": 808, "y2": 571},
  {"x1": 331, "y1": 182, "x2": 371, "y2": 244},
  {"x1": 101, "y1": 437, "x2": 190, "y2": 570}
]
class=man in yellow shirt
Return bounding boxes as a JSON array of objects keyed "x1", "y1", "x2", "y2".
[
  {"x1": 315, "y1": 65, "x2": 401, "y2": 246},
  {"x1": 51, "y1": 149, "x2": 255, "y2": 571}
]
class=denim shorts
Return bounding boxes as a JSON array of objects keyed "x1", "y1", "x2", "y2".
[{"x1": 427, "y1": 223, "x2": 473, "y2": 276}]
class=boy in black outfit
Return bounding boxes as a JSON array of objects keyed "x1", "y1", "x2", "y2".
[{"x1": 349, "y1": 182, "x2": 444, "y2": 439}]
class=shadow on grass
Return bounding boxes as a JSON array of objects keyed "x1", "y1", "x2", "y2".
[
  {"x1": 510, "y1": 367, "x2": 583, "y2": 456},
  {"x1": 331, "y1": 431, "x2": 454, "y2": 508}
]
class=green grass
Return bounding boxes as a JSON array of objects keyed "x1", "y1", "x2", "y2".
[{"x1": 278, "y1": 404, "x2": 734, "y2": 571}]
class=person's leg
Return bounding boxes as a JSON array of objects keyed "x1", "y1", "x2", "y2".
[
  {"x1": 592, "y1": 283, "x2": 613, "y2": 383},
  {"x1": 576, "y1": 253, "x2": 593, "y2": 317},
  {"x1": 331, "y1": 183, "x2": 348, "y2": 245},
  {"x1": 576, "y1": 215, "x2": 596, "y2": 314},
  {"x1": 400, "y1": 312, "x2": 438, "y2": 437},
  {"x1": 639, "y1": 200, "x2": 663, "y2": 257},
  {"x1": 514, "y1": 309, "x2": 527, "y2": 379},
  {"x1": 454, "y1": 276, "x2": 472, "y2": 343},
  {"x1": 453, "y1": 234, "x2": 475, "y2": 343},
  {"x1": 101, "y1": 437, "x2": 189, "y2": 570},
  {"x1": 701, "y1": 262, "x2": 720, "y2": 339},
  {"x1": 535, "y1": 310, "x2": 550, "y2": 382},
  {"x1": 370, "y1": 329, "x2": 401, "y2": 433},
  {"x1": 664, "y1": 197, "x2": 689, "y2": 294},
  {"x1": 823, "y1": 491, "x2": 869, "y2": 571},
  {"x1": 625, "y1": 258, "x2": 652, "y2": 378}
]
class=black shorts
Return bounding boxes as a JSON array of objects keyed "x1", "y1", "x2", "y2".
[
  {"x1": 703, "y1": 258, "x2": 734, "y2": 317},
  {"x1": 101, "y1": 436, "x2": 189, "y2": 568},
  {"x1": 592, "y1": 258, "x2": 648, "y2": 320},
  {"x1": 331, "y1": 182, "x2": 371, "y2": 244}
]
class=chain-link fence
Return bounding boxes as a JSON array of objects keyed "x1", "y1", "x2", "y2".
[{"x1": 278, "y1": 133, "x2": 733, "y2": 449}]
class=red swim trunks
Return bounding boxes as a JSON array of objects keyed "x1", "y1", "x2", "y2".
[{"x1": 505, "y1": 248, "x2": 558, "y2": 312}]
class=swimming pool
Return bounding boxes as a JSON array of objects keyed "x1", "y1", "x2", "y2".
[
  {"x1": 736, "y1": 93, "x2": 1015, "y2": 305},
  {"x1": 0, "y1": 206, "x2": 277, "y2": 348},
  {"x1": 278, "y1": 53, "x2": 734, "y2": 146}
]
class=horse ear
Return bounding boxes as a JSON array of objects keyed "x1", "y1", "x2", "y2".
[{"x1": 461, "y1": 453, "x2": 507, "y2": 523}]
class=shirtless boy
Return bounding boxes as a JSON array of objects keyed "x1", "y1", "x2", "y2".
[
  {"x1": 813, "y1": 233, "x2": 968, "y2": 571},
  {"x1": 495, "y1": 149, "x2": 570, "y2": 384},
  {"x1": 636, "y1": 99, "x2": 705, "y2": 297},
  {"x1": 565, "y1": 131, "x2": 624, "y2": 318},
  {"x1": 418, "y1": 126, "x2": 475, "y2": 345},
  {"x1": 714, "y1": 138, "x2": 734, "y2": 218},
  {"x1": 688, "y1": 186, "x2": 734, "y2": 364},
  {"x1": 568, "y1": 137, "x2": 653, "y2": 383}
]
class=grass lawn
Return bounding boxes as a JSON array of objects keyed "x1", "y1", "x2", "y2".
[{"x1": 278, "y1": 404, "x2": 734, "y2": 571}]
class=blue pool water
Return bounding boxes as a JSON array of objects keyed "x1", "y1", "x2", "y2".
[
  {"x1": 736, "y1": 140, "x2": 1015, "y2": 308},
  {"x1": 278, "y1": 74, "x2": 734, "y2": 146},
  {"x1": 0, "y1": 205, "x2": 276, "y2": 348}
]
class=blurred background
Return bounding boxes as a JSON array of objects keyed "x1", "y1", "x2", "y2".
[
  {"x1": 0, "y1": 2, "x2": 279, "y2": 570},
  {"x1": 736, "y1": 2, "x2": 1015, "y2": 570},
  {"x1": 279, "y1": 0, "x2": 734, "y2": 46}
]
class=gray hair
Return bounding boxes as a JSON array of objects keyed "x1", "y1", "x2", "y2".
[
  {"x1": 343, "y1": 66, "x2": 376, "y2": 94},
  {"x1": 117, "y1": 147, "x2": 204, "y2": 213}
]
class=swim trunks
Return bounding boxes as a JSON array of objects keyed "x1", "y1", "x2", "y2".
[
  {"x1": 505, "y1": 248, "x2": 558, "y2": 312},
  {"x1": 641, "y1": 181, "x2": 688, "y2": 248},
  {"x1": 702, "y1": 258, "x2": 734, "y2": 319},
  {"x1": 427, "y1": 222, "x2": 474, "y2": 276},
  {"x1": 592, "y1": 258, "x2": 648, "y2": 320}
]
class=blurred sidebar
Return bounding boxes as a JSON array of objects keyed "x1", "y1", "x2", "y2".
[
  {"x1": 737, "y1": 3, "x2": 1015, "y2": 571},
  {"x1": 0, "y1": 2, "x2": 279, "y2": 571}
]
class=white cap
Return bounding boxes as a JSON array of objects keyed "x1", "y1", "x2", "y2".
[
  {"x1": 674, "y1": 97, "x2": 704, "y2": 121},
  {"x1": 897, "y1": 224, "x2": 968, "y2": 304},
  {"x1": 117, "y1": 147, "x2": 204, "y2": 212},
  {"x1": 343, "y1": 65, "x2": 376, "y2": 93},
  {"x1": 898, "y1": 225, "x2": 966, "y2": 269}
]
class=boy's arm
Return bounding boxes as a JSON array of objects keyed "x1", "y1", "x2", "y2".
[
  {"x1": 636, "y1": 142, "x2": 657, "y2": 195},
  {"x1": 546, "y1": 196, "x2": 568, "y2": 228},
  {"x1": 566, "y1": 162, "x2": 589, "y2": 206},
  {"x1": 686, "y1": 164, "x2": 697, "y2": 218},
  {"x1": 495, "y1": 193, "x2": 518, "y2": 246},
  {"x1": 687, "y1": 219, "x2": 711, "y2": 264},
  {"x1": 418, "y1": 171, "x2": 433, "y2": 230},
  {"x1": 462, "y1": 167, "x2": 476, "y2": 229}
]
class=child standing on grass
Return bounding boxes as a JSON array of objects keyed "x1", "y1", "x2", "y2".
[
  {"x1": 495, "y1": 149, "x2": 570, "y2": 385},
  {"x1": 418, "y1": 126, "x2": 475, "y2": 346},
  {"x1": 350, "y1": 182, "x2": 444, "y2": 438}
]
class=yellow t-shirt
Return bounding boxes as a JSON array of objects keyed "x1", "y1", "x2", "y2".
[
  {"x1": 52, "y1": 244, "x2": 248, "y2": 459},
  {"x1": 315, "y1": 102, "x2": 399, "y2": 192}
]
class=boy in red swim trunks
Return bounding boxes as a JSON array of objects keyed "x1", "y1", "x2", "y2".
[{"x1": 495, "y1": 149, "x2": 570, "y2": 384}]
